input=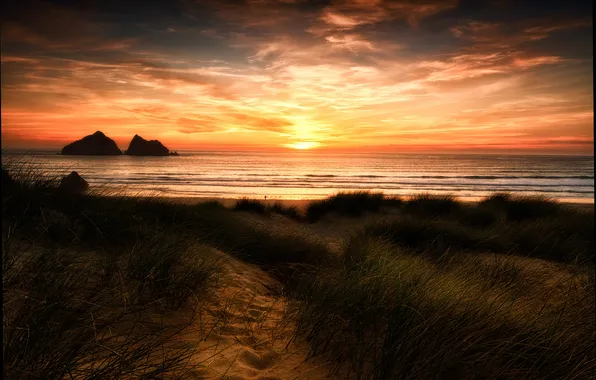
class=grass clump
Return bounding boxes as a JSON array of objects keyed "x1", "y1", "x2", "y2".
[
  {"x1": 232, "y1": 199, "x2": 303, "y2": 220},
  {"x1": 306, "y1": 191, "x2": 386, "y2": 222},
  {"x1": 1, "y1": 168, "x2": 226, "y2": 378},
  {"x1": 455, "y1": 205, "x2": 500, "y2": 227},
  {"x1": 506, "y1": 213, "x2": 594, "y2": 264},
  {"x1": 504, "y1": 196, "x2": 561, "y2": 221},
  {"x1": 479, "y1": 193, "x2": 561, "y2": 221},
  {"x1": 403, "y1": 193, "x2": 460, "y2": 217},
  {"x1": 288, "y1": 235, "x2": 595, "y2": 380},
  {"x1": 364, "y1": 217, "x2": 508, "y2": 257},
  {"x1": 269, "y1": 202, "x2": 303, "y2": 221},
  {"x1": 233, "y1": 198, "x2": 268, "y2": 214},
  {"x1": 223, "y1": 226, "x2": 331, "y2": 269},
  {"x1": 233, "y1": 193, "x2": 402, "y2": 222},
  {"x1": 360, "y1": 193, "x2": 594, "y2": 264},
  {"x1": 2, "y1": 233, "x2": 220, "y2": 378}
]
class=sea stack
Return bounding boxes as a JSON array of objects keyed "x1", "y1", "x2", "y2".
[
  {"x1": 61, "y1": 131, "x2": 122, "y2": 155},
  {"x1": 125, "y1": 134, "x2": 175, "y2": 156},
  {"x1": 58, "y1": 171, "x2": 89, "y2": 193}
]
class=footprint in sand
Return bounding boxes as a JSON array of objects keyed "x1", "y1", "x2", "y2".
[{"x1": 238, "y1": 348, "x2": 280, "y2": 371}]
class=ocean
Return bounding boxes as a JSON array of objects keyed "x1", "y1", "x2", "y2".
[{"x1": 2, "y1": 151, "x2": 594, "y2": 202}]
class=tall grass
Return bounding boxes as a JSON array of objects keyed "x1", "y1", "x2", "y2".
[
  {"x1": 233, "y1": 198, "x2": 268, "y2": 214},
  {"x1": 403, "y1": 193, "x2": 460, "y2": 217},
  {"x1": 305, "y1": 191, "x2": 399, "y2": 222},
  {"x1": 288, "y1": 235, "x2": 595, "y2": 380},
  {"x1": 268, "y1": 202, "x2": 303, "y2": 221},
  {"x1": 2, "y1": 167, "x2": 226, "y2": 378},
  {"x1": 3, "y1": 164, "x2": 594, "y2": 379},
  {"x1": 2, "y1": 232, "x2": 221, "y2": 378},
  {"x1": 364, "y1": 216, "x2": 508, "y2": 257},
  {"x1": 479, "y1": 193, "x2": 562, "y2": 221},
  {"x1": 362, "y1": 194, "x2": 594, "y2": 264},
  {"x1": 233, "y1": 199, "x2": 303, "y2": 221}
]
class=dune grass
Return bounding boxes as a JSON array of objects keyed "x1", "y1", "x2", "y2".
[
  {"x1": 268, "y1": 202, "x2": 303, "y2": 221},
  {"x1": 233, "y1": 198, "x2": 303, "y2": 221},
  {"x1": 305, "y1": 191, "x2": 402, "y2": 222},
  {"x1": 230, "y1": 192, "x2": 404, "y2": 222},
  {"x1": 2, "y1": 165, "x2": 335, "y2": 377},
  {"x1": 3, "y1": 165, "x2": 594, "y2": 379},
  {"x1": 3, "y1": 165, "x2": 225, "y2": 378},
  {"x1": 479, "y1": 193, "x2": 563, "y2": 221},
  {"x1": 358, "y1": 192, "x2": 594, "y2": 264},
  {"x1": 233, "y1": 198, "x2": 268, "y2": 214},
  {"x1": 2, "y1": 227, "x2": 221, "y2": 378},
  {"x1": 284, "y1": 193, "x2": 594, "y2": 379},
  {"x1": 403, "y1": 193, "x2": 460, "y2": 217},
  {"x1": 364, "y1": 216, "x2": 509, "y2": 257},
  {"x1": 288, "y1": 235, "x2": 595, "y2": 380}
]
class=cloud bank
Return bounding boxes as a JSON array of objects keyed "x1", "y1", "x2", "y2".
[{"x1": 1, "y1": 0, "x2": 592, "y2": 154}]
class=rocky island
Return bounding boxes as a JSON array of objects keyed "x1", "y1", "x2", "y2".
[
  {"x1": 61, "y1": 131, "x2": 123, "y2": 155},
  {"x1": 124, "y1": 134, "x2": 178, "y2": 156},
  {"x1": 61, "y1": 132, "x2": 178, "y2": 156},
  {"x1": 58, "y1": 171, "x2": 89, "y2": 193}
]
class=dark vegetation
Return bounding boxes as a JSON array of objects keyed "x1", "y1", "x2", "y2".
[
  {"x1": 268, "y1": 202, "x2": 302, "y2": 221},
  {"x1": 298, "y1": 191, "x2": 592, "y2": 264},
  {"x1": 305, "y1": 191, "x2": 402, "y2": 222},
  {"x1": 2, "y1": 168, "x2": 225, "y2": 378},
  {"x1": 233, "y1": 198, "x2": 268, "y2": 214},
  {"x1": 2, "y1": 165, "x2": 594, "y2": 379},
  {"x1": 402, "y1": 193, "x2": 460, "y2": 217},
  {"x1": 2, "y1": 168, "x2": 326, "y2": 377},
  {"x1": 233, "y1": 198, "x2": 303, "y2": 221},
  {"x1": 226, "y1": 191, "x2": 595, "y2": 379},
  {"x1": 288, "y1": 235, "x2": 595, "y2": 380}
]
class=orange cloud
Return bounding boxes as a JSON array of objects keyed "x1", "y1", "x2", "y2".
[{"x1": 1, "y1": 0, "x2": 592, "y2": 155}]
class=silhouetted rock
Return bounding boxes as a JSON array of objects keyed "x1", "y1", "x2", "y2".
[
  {"x1": 58, "y1": 171, "x2": 89, "y2": 193},
  {"x1": 125, "y1": 135, "x2": 173, "y2": 156},
  {"x1": 2, "y1": 169, "x2": 15, "y2": 193},
  {"x1": 61, "y1": 131, "x2": 122, "y2": 155}
]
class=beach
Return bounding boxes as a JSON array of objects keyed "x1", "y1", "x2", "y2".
[{"x1": 3, "y1": 169, "x2": 595, "y2": 379}]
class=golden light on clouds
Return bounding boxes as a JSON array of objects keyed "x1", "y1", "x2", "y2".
[{"x1": 0, "y1": 0, "x2": 592, "y2": 154}]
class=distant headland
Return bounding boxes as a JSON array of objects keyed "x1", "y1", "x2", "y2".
[{"x1": 61, "y1": 131, "x2": 178, "y2": 156}]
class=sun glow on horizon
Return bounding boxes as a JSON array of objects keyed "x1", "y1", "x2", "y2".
[{"x1": 285, "y1": 141, "x2": 321, "y2": 150}]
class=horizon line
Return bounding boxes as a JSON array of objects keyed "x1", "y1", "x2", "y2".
[{"x1": 1, "y1": 146, "x2": 594, "y2": 158}]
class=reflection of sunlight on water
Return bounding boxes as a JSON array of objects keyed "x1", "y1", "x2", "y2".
[{"x1": 2, "y1": 151, "x2": 593, "y2": 203}]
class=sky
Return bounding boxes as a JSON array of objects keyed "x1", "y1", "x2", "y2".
[{"x1": 1, "y1": 0, "x2": 593, "y2": 154}]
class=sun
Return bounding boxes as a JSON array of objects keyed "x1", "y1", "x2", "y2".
[{"x1": 285, "y1": 141, "x2": 320, "y2": 150}]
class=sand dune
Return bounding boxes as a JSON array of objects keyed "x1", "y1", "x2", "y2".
[{"x1": 181, "y1": 251, "x2": 337, "y2": 380}]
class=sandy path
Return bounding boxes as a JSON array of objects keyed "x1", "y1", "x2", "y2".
[{"x1": 182, "y1": 251, "x2": 336, "y2": 380}]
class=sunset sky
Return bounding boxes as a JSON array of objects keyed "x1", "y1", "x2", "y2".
[{"x1": 1, "y1": 0, "x2": 593, "y2": 154}]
